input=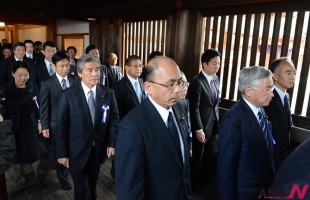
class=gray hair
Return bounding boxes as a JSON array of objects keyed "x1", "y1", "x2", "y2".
[
  {"x1": 238, "y1": 66, "x2": 272, "y2": 94},
  {"x1": 76, "y1": 54, "x2": 100, "y2": 73}
]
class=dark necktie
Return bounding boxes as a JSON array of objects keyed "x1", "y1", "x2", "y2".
[
  {"x1": 88, "y1": 90, "x2": 96, "y2": 125},
  {"x1": 112, "y1": 67, "x2": 116, "y2": 77},
  {"x1": 258, "y1": 109, "x2": 271, "y2": 149},
  {"x1": 61, "y1": 79, "x2": 67, "y2": 90},
  {"x1": 167, "y1": 112, "x2": 182, "y2": 158},
  {"x1": 210, "y1": 79, "x2": 217, "y2": 103},
  {"x1": 284, "y1": 95, "x2": 293, "y2": 126}
]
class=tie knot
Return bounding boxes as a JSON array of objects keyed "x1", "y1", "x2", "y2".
[{"x1": 88, "y1": 90, "x2": 94, "y2": 96}]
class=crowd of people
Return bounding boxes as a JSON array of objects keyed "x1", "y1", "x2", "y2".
[{"x1": 0, "y1": 38, "x2": 298, "y2": 200}]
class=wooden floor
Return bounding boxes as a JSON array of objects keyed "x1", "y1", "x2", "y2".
[
  {"x1": 5, "y1": 156, "x2": 206, "y2": 200},
  {"x1": 5, "y1": 157, "x2": 115, "y2": 200}
]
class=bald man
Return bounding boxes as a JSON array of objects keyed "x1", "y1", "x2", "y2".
[{"x1": 115, "y1": 56, "x2": 192, "y2": 200}]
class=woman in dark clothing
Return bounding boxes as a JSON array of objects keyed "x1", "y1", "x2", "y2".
[{"x1": 1, "y1": 60, "x2": 42, "y2": 186}]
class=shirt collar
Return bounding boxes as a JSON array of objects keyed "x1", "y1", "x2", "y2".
[
  {"x1": 274, "y1": 86, "x2": 286, "y2": 105},
  {"x1": 148, "y1": 96, "x2": 170, "y2": 126},
  {"x1": 81, "y1": 81, "x2": 96, "y2": 101},
  {"x1": 243, "y1": 97, "x2": 260, "y2": 121},
  {"x1": 201, "y1": 70, "x2": 213, "y2": 84},
  {"x1": 127, "y1": 75, "x2": 139, "y2": 86},
  {"x1": 55, "y1": 73, "x2": 68, "y2": 84},
  {"x1": 45, "y1": 59, "x2": 52, "y2": 68}
]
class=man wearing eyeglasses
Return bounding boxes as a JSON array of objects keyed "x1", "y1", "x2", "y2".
[
  {"x1": 113, "y1": 55, "x2": 146, "y2": 120},
  {"x1": 115, "y1": 56, "x2": 192, "y2": 200},
  {"x1": 218, "y1": 66, "x2": 275, "y2": 200},
  {"x1": 187, "y1": 48, "x2": 221, "y2": 198}
]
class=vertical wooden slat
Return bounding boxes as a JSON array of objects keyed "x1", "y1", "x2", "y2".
[
  {"x1": 296, "y1": 18, "x2": 310, "y2": 115},
  {"x1": 218, "y1": 16, "x2": 226, "y2": 59},
  {"x1": 238, "y1": 14, "x2": 251, "y2": 100},
  {"x1": 229, "y1": 15, "x2": 242, "y2": 100},
  {"x1": 259, "y1": 12, "x2": 271, "y2": 66},
  {"x1": 250, "y1": 13, "x2": 261, "y2": 66},
  {"x1": 161, "y1": 20, "x2": 166, "y2": 54},
  {"x1": 152, "y1": 20, "x2": 156, "y2": 52},
  {"x1": 139, "y1": 22, "x2": 144, "y2": 59},
  {"x1": 143, "y1": 21, "x2": 148, "y2": 64},
  {"x1": 147, "y1": 21, "x2": 152, "y2": 56},
  {"x1": 129, "y1": 22, "x2": 133, "y2": 56},
  {"x1": 126, "y1": 23, "x2": 129, "y2": 60},
  {"x1": 211, "y1": 16, "x2": 218, "y2": 48},
  {"x1": 156, "y1": 20, "x2": 161, "y2": 51},
  {"x1": 221, "y1": 15, "x2": 234, "y2": 99},
  {"x1": 281, "y1": 12, "x2": 293, "y2": 57},
  {"x1": 204, "y1": 17, "x2": 211, "y2": 51},
  {"x1": 291, "y1": 11, "x2": 305, "y2": 67},
  {"x1": 240, "y1": 14, "x2": 251, "y2": 68},
  {"x1": 269, "y1": 12, "x2": 282, "y2": 65}
]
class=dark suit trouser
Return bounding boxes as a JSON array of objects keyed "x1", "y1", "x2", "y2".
[
  {"x1": 191, "y1": 133, "x2": 219, "y2": 200},
  {"x1": 51, "y1": 136, "x2": 69, "y2": 180},
  {"x1": 70, "y1": 146, "x2": 101, "y2": 200},
  {"x1": 0, "y1": 173, "x2": 8, "y2": 200}
]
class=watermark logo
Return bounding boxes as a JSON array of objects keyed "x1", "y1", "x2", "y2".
[{"x1": 258, "y1": 184, "x2": 309, "y2": 199}]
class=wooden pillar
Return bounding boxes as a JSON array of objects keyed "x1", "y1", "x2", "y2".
[
  {"x1": 166, "y1": 10, "x2": 203, "y2": 80},
  {"x1": 89, "y1": 20, "x2": 104, "y2": 63},
  {"x1": 46, "y1": 20, "x2": 57, "y2": 43},
  {"x1": 13, "y1": 24, "x2": 19, "y2": 43}
]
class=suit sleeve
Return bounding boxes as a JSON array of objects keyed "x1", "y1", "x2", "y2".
[
  {"x1": 217, "y1": 115, "x2": 241, "y2": 200},
  {"x1": 55, "y1": 91, "x2": 70, "y2": 158},
  {"x1": 107, "y1": 90, "x2": 119, "y2": 147},
  {"x1": 188, "y1": 79, "x2": 203, "y2": 132},
  {"x1": 115, "y1": 118, "x2": 145, "y2": 200},
  {"x1": 39, "y1": 81, "x2": 50, "y2": 129},
  {"x1": 29, "y1": 65, "x2": 38, "y2": 88}
]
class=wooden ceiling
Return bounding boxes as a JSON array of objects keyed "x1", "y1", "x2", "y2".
[{"x1": 0, "y1": 0, "x2": 304, "y2": 23}]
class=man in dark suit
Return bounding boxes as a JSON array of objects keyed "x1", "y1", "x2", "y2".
[
  {"x1": 85, "y1": 45, "x2": 109, "y2": 87},
  {"x1": 39, "y1": 51, "x2": 79, "y2": 190},
  {"x1": 113, "y1": 55, "x2": 146, "y2": 120},
  {"x1": 0, "y1": 42, "x2": 32, "y2": 86},
  {"x1": 30, "y1": 41, "x2": 57, "y2": 88},
  {"x1": 187, "y1": 48, "x2": 221, "y2": 198},
  {"x1": 272, "y1": 137, "x2": 310, "y2": 199},
  {"x1": 265, "y1": 57, "x2": 296, "y2": 172},
  {"x1": 67, "y1": 46, "x2": 79, "y2": 66},
  {"x1": 23, "y1": 40, "x2": 43, "y2": 65},
  {"x1": 218, "y1": 66, "x2": 275, "y2": 200},
  {"x1": 115, "y1": 56, "x2": 192, "y2": 200},
  {"x1": 55, "y1": 54, "x2": 119, "y2": 200},
  {"x1": 105, "y1": 53, "x2": 123, "y2": 88}
]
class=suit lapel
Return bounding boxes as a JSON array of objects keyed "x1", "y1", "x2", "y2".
[
  {"x1": 77, "y1": 83, "x2": 93, "y2": 127},
  {"x1": 144, "y1": 99, "x2": 183, "y2": 169},
  {"x1": 52, "y1": 75, "x2": 62, "y2": 91},
  {"x1": 123, "y1": 76, "x2": 139, "y2": 103},
  {"x1": 273, "y1": 90, "x2": 289, "y2": 125},
  {"x1": 199, "y1": 72, "x2": 214, "y2": 105},
  {"x1": 240, "y1": 99, "x2": 270, "y2": 153}
]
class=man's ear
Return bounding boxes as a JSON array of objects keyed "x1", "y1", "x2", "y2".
[
  {"x1": 144, "y1": 82, "x2": 152, "y2": 96},
  {"x1": 244, "y1": 87, "x2": 253, "y2": 97}
]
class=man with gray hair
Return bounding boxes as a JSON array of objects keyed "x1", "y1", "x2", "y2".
[
  {"x1": 217, "y1": 66, "x2": 275, "y2": 200},
  {"x1": 54, "y1": 54, "x2": 119, "y2": 199}
]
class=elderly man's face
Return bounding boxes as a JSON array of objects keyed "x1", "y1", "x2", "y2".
[
  {"x1": 249, "y1": 77, "x2": 274, "y2": 107},
  {"x1": 78, "y1": 61, "x2": 100, "y2": 89},
  {"x1": 145, "y1": 58, "x2": 182, "y2": 109}
]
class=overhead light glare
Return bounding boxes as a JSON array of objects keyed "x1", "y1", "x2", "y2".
[
  {"x1": 87, "y1": 18, "x2": 96, "y2": 21},
  {"x1": 0, "y1": 22, "x2": 5, "y2": 27}
]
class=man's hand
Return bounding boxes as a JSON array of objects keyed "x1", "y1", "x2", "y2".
[
  {"x1": 107, "y1": 147, "x2": 115, "y2": 158},
  {"x1": 0, "y1": 114, "x2": 3, "y2": 122},
  {"x1": 38, "y1": 122, "x2": 42, "y2": 134},
  {"x1": 196, "y1": 131, "x2": 206, "y2": 143},
  {"x1": 58, "y1": 157, "x2": 69, "y2": 168},
  {"x1": 42, "y1": 129, "x2": 50, "y2": 138}
]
